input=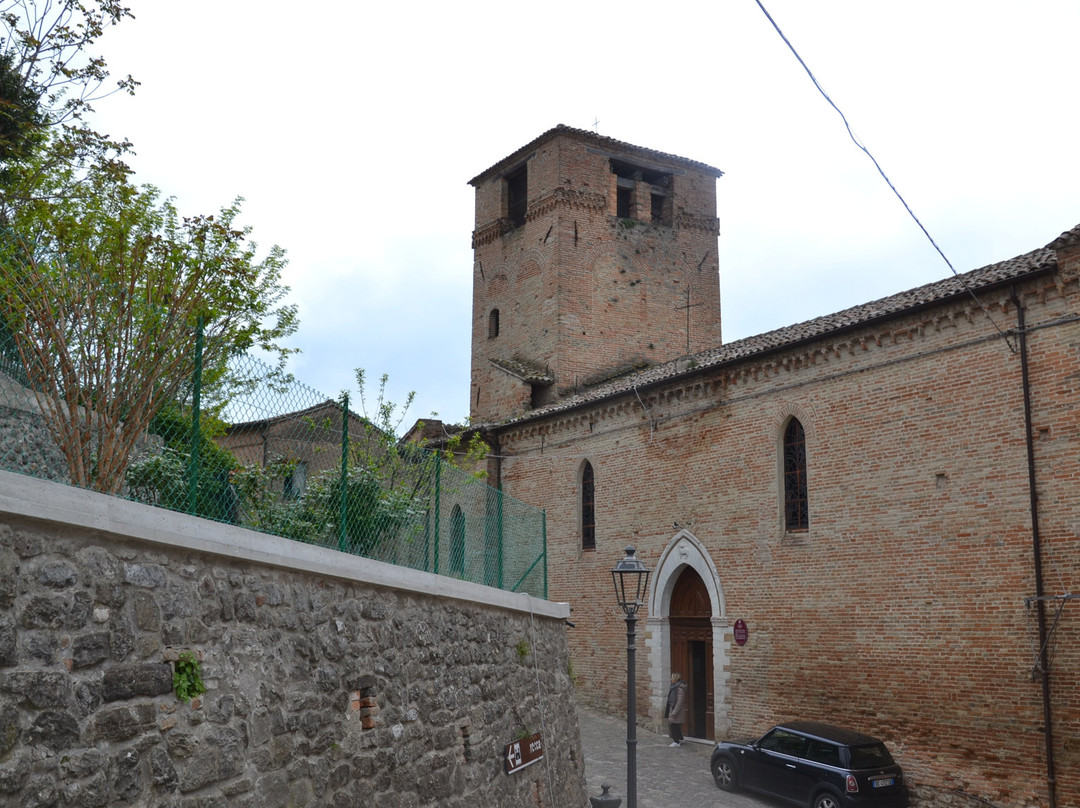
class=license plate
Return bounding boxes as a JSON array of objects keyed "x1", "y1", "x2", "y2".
[{"x1": 872, "y1": 778, "x2": 894, "y2": 788}]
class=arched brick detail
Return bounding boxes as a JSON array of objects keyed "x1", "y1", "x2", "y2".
[
  {"x1": 581, "y1": 241, "x2": 650, "y2": 280},
  {"x1": 771, "y1": 401, "x2": 817, "y2": 443},
  {"x1": 517, "y1": 248, "x2": 545, "y2": 281}
]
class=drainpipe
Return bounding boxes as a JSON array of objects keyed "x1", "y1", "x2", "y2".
[{"x1": 1011, "y1": 287, "x2": 1057, "y2": 808}]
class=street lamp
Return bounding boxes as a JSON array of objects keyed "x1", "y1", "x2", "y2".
[{"x1": 611, "y1": 546, "x2": 651, "y2": 808}]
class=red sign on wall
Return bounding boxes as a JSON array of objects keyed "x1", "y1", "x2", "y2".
[{"x1": 733, "y1": 619, "x2": 749, "y2": 646}]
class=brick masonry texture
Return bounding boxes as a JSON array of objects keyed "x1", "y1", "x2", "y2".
[
  {"x1": 0, "y1": 506, "x2": 585, "y2": 807},
  {"x1": 469, "y1": 126, "x2": 723, "y2": 424},
  {"x1": 495, "y1": 272, "x2": 1080, "y2": 808},
  {"x1": 470, "y1": 128, "x2": 1080, "y2": 808}
]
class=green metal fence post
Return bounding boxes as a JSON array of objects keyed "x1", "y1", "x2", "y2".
[
  {"x1": 433, "y1": 453, "x2": 441, "y2": 575},
  {"x1": 497, "y1": 486, "x2": 504, "y2": 589},
  {"x1": 187, "y1": 317, "x2": 204, "y2": 515},
  {"x1": 338, "y1": 393, "x2": 349, "y2": 552},
  {"x1": 542, "y1": 510, "x2": 548, "y2": 599}
]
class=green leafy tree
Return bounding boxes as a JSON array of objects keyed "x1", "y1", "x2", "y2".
[
  {"x1": 1, "y1": 0, "x2": 136, "y2": 127},
  {"x1": 315, "y1": 372, "x2": 430, "y2": 555},
  {"x1": 1, "y1": 0, "x2": 136, "y2": 165},
  {"x1": 1, "y1": 0, "x2": 138, "y2": 209},
  {"x1": 0, "y1": 158, "x2": 298, "y2": 493},
  {"x1": 124, "y1": 403, "x2": 241, "y2": 521},
  {"x1": 0, "y1": 47, "x2": 44, "y2": 167},
  {"x1": 228, "y1": 455, "x2": 324, "y2": 541}
]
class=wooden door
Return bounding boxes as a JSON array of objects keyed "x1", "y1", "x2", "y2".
[{"x1": 669, "y1": 567, "x2": 714, "y2": 740}]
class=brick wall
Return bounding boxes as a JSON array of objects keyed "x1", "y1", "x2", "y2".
[
  {"x1": 489, "y1": 269, "x2": 1080, "y2": 808},
  {"x1": 469, "y1": 127, "x2": 723, "y2": 423}
]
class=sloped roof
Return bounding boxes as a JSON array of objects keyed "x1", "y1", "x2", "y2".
[
  {"x1": 490, "y1": 243, "x2": 1059, "y2": 428},
  {"x1": 490, "y1": 357, "x2": 555, "y2": 384},
  {"x1": 225, "y1": 399, "x2": 370, "y2": 432},
  {"x1": 468, "y1": 124, "x2": 724, "y2": 186},
  {"x1": 1048, "y1": 223, "x2": 1080, "y2": 250}
]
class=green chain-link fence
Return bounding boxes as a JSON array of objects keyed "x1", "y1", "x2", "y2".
[{"x1": 0, "y1": 332, "x2": 547, "y2": 598}]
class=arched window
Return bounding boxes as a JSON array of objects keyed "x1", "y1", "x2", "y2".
[
  {"x1": 488, "y1": 308, "x2": 500, "y2": 339},
  {"x1": 783, "y1": 418, "x2": 809, "y2": 531},
  {"x1": 449, "y1": 505, "x2": 466, "y2": 576},
  {"x1": 581, "y1": 461, "x2": 596, "y2": 550}
]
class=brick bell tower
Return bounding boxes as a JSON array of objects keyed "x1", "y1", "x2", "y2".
[{"x1": 468, "y1": 125, "x2": 724, "y2": 424}]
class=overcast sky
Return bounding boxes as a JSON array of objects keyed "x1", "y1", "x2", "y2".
[{"x1": 93, "y1": 0, "x2": 1080, "y2": 428}]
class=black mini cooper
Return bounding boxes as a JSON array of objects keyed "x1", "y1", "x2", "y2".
[{"x1": 710, "y1": 721, "x2": 909, "y2": 808}]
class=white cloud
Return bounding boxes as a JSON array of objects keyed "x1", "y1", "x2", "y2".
[{"x1": 91, "y1": 0, "x2": 1080, "y2": 428}]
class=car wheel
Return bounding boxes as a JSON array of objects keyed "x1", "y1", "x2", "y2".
[
  {"x1": 711, "y1": 756, "x2": 737, "y2": 791},
  {"x1": 812, "y1": 792, "x2": 840, "y2": 808}
]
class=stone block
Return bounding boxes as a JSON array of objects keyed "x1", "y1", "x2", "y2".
[
  {"x1": 0, "y1": 620, "x2": 15, "y2": 667},
  {"x1": 1, "y1": 671, "x2": 69, "y2": 708},
  {"x1": 0, "y1": 702, "x2": 19, "y2": 758},
  {"x1": 0, "y1": 548, "x2": 17, "y2": 608},
  {"x1": 102, "y1": 663, "x2": 173, "y2": 702},
  {"x1": 0, "y1": 750, "x2": 31, "y2": 794},
  {"x1": 253, "y1": 769, "x2": 289, "y2": 808},
  {"x1": 58, "y1": 749, "x2": 105, "y2": 779},
  {"x1": 108, "y1": 615, "x2": 135, "y2": 661},
  {"x1": 122, "y1": 562, "x2": 166, "y2": 589},
  {"x1": 87, "y1": 702, "x2": 156, "y2": 742},
  {"x1": 27, "y1": 710, "x2": 79, "y2": 752},
  {"x1": 35, "y1": 560, "x2": 77, "y2": 589},
  {"x1": 17, "y1": 775, "x2": 56, "y2": 808},
  {"x1": 175, "y1": 728, "x2": 244, "y2": 792},
  {"x1": 112, "y1": 747, "x2": 142, "y2": 803},
  {"x1": 70, "y1": 632, "x2": 110, "y2": 668},
  {"x1": 151, "y1": 745, "x2": 179, "y2": 792},
  {"x1": 133, "y1": 590, "x2": 161, "y2": 630},
  {"x1": 20, "y1": 596, "x2": 65, "y2": 629}
]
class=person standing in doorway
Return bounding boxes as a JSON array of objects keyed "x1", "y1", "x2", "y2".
[{"x1": 665, "y1": 672, "x2": 688, "y2": 747}]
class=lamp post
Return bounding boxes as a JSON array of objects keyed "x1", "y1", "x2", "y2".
[{"x1": 611, "y1": 546, "x2": 651, "y2": 808}]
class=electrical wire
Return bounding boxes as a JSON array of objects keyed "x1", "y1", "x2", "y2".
[{"x1": 751, "y1": 0, "x2": 1016, "y2": 351}]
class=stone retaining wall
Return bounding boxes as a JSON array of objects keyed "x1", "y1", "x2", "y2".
[
  {"x1": 0, "y1": 368, "x2": 69, "y2": 483},
  {"x1": 0, "y1": 471, "x2": 586, "y2": 807}
]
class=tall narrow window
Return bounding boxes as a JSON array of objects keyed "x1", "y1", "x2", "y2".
[
  {"x1": 506, "y1": 164, "x2": 528, "y2": 228},
  {"x1": 449, "y1": 505, "x2": 466, "y2": 577},
  {"x1": 783, "y1": 418, "x2": 809, "y2": 531},
  {"x1": 581, "y1": 461, "x2": 596, "y2": 550},
  {"x1": 488, "y1": 308, "x2": 500, "y2": 338},
  {"x1": 616, "y1": 179, "x2": 633, "y2": 218}
]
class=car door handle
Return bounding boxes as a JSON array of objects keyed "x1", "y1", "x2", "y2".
[{"x1": 786, "y1": 764, "x2": 796, "y2": 769}]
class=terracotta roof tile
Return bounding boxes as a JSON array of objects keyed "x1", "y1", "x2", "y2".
[
  {"x1": 491, "y1": 245, "x2": 1058, "y2": 427},
  {"x1": 468, "y1": 124, "x2": 724, "y2": 186},
  {"x1": 490, "y1": 357, "x2": 555, "y2": 384},
  {"x1": 1048, "y1": 224, "x2": 1080, "y2": 250}
]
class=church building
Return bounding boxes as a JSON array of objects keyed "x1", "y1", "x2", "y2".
[{"x1": 466, "y1": 125, "x2": 1079, "y2": 808}]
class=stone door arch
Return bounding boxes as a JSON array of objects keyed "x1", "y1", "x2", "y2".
[
  {"x1": 646, "y1": 530, "x2": 728, "y2": 740},
  {"x1": 670, "y1": 567, "x2": 713, "y2": 739}
]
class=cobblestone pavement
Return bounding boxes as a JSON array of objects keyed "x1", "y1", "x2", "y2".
[{"x1": 579, "y1": 704, "x2": 775, "y2": 808}]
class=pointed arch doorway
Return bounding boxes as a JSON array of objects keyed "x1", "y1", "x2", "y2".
[{"x1": 669, "y1": 566, "x2": 714, "y2": 740}]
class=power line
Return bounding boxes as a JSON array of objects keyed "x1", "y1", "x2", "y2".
[{"x1": 752, "y1": 0, "x2": 1016, "y2": 351}]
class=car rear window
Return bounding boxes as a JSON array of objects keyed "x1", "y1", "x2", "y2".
[
  {"x1": 804, "y1": 740, "x2": 842, "y2": 766},
  {"x1": 849, "y1": 743, "x2": 895, "y2": 769}
]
